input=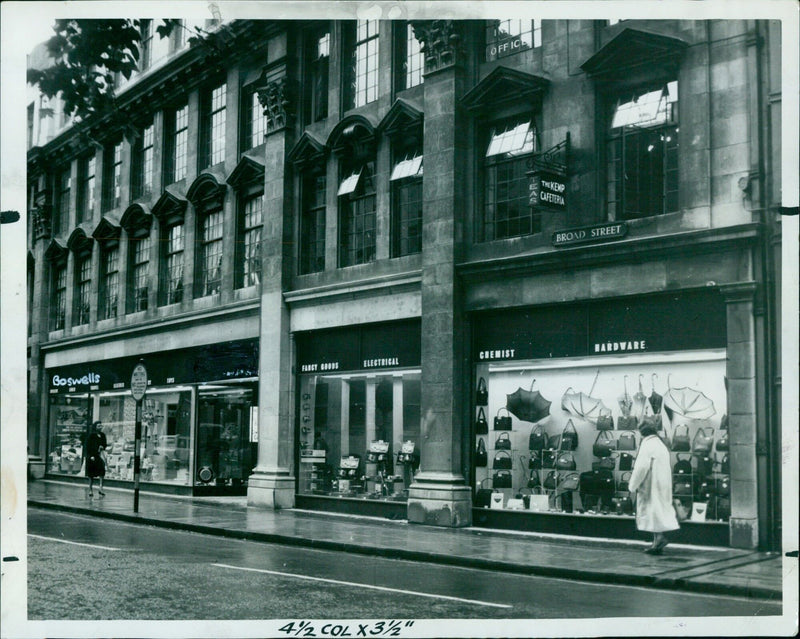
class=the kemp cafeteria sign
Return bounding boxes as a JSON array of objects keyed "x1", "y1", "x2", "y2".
[
  {"x1": 529, "y1": 170, "x2": 567, "y2": 211},
  {"x1": 552, "y1": 221, "x2": 629, "y2": 247}
]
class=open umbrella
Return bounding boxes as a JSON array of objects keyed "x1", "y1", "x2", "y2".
[
  {"x1": 506, "y1": 378, "x2": 551, "y2": 423},
  {"x1": 649, "y1": 373, "x2": 663, "y2": 415},
  {"x1": 663, "y1": 374, "x2": 716, "y2": 420},
  {"x1": 561, "y1": 369, "x2": 609, "y2": 424}
]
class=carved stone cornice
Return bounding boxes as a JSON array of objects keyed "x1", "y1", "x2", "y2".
[
  {"x1": 410, "y1": 20, "x2": 465, "y2": 74},
  {"x1": 255, "y1": 63, "x2": 295, "y2": 136},
  {"x1": 31, "y1": 204, "x2": 52, "y2": 241}
]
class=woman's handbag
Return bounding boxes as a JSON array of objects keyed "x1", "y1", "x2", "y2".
[
  {"x1": 611, "y1": 495, "x2": 633, "y2": 515},
  {"x1": 475, "y1": 438, "x2": 488, "y2": 467},
  {"x1": 617, "y1": 415, "x2": 638, "y2": 431},
  {"x1": 618, "y1": 452, "x2": 634, "y2": 471},
  {"x1": 475, "y1": 408, "x2": 488, "y2": 435},
  {"x1": 528, "y1": 469, "x2": 541, "y2": 490},
  {"x1": 720, "y1": 453, "x2": 730, "y2": 474},
  {"x1": 493, "y1": 469, "x2": 513, "y2": 488},
  {"x1": 560, "y1": 420, "x2": 579, "y2": 451},
  {"x1": 593, "y1": 431, "x2": 615, "y2": 457},
  {"x1": 716, "y1": 431, "x2": 729, "y2": 452},
  {"x1": 695, "y1": 453, "x2": 714, "y2": 477},
  {"x1": 673, "y1": 477, "x2": 693, "y2": 496},
  {"x1": 715, "y1": 496, "x2": 731, "y2": 520},
  {"x1": 529, "y1": 424, "x2": 548, "y2": 450},
  {"x1": 692, "y1": 427, "x2": 714, "y2": 455},
  {"x1": 671, "y1": 423, "x2": 691, "y2": 451},
  {"x1": 494, "y1": 432, "x2": 512, "y2": 451},
  {"x1": 617, "y1": 432, "x2": 636, "y2": 451},
  {"x1": 492, "y1": 449, "x2": 513, "y2": 470},
  {"x1": 494, "y1": 407, "x2": 513, "y2": 431},
  {"x1": 673, "y1": 453, "x2": 692, "y2": 475},
  {"x1": 541, "y1": 448, "x2": 557, "y2": 469},
  {"x1": 715, "y1": 476, "x2": 730, "y2": 496},
  {"x1": 559, "y1": 472, "x2": 580, "y2": 491},
  {"x1": 529, "y1": 450, "x2": 542, "y2": 470},
  {"x1": 555, "y1": 451, "x2": 576, "y2": 471},
  {"x1": 476, "y1": 377, "x2": 488, "y2": 406},
  {"x1": 592, "y1": 457, "x2": 616, "y2": 471},
  {"x1": 596, "y1": 409, "x2": 614, "y2": 431},
  {"x1": 694, "y1": 476, "x2": 714, "y2": 501},
  {"x1": 543, "y1": 470, "x2": 560, "y2": 490},
  {"x1": 579, "y1": 470, "x2": 596, "y2": 494},
  {"x1": 720, "y1": 413, "x2": 728, "y2": 430},
  {"x1": 474, "y1": 478, "x2": 494, "y2": 508},
  {"x1": 617, "y1": 471, "x2": 632, "y2": 493}
]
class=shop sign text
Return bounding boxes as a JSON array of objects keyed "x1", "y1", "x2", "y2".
[
  {"x1": 52, "y1": 373, "x2": 100, "y2": 388},
  {"x1": 486, "y1": 35, "x2": 528, "y2": 60},
  {"x1": 552, "y1": 222, "x2": 628, "y2": 247},
  {"x1": 529, "y1": 171, "x2": 567, "y2": 210},
  {"x1": 363, "y1": 357, "x2": 400, "y2": 368},
  {"x1": 300, "y1": 362, "x2": 340, "y2": 373},
  {"x1": 594, "y1": 340, "x2": 647, "y2": 353},
  {"x1": 478, "y1": 349, "x2": 516, "y2": 360}
]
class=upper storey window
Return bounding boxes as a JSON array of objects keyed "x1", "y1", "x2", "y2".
[
  {"x1": 165, "y1": 104, "x2": 189, "y2": 184},
  {"x1": 102, "y1": 140, "x2": 123, "y2": 211},
  {"x1": 606, "y1": 81, "x2": 679, "y2": 220},
  {"x1": 242, "y1": 88, "x2": 267, "y2": 151},
  {"x1": 54, "y1": 167, "x2": 72, "y2": 235},
  {"x1": 485, "y1": 20, "x2": 541, "y2": 62},
  {"x1": 132, "y1": 121, "x2": 155, "y2": 199},
  {"x1": 396, "y1": 23, "x2": 424, "y2": 91},
  {"x1": 343, "y1": 20, "x2": 379, "y2": 110},
  {"x1": 303, "y1": 25, "x2": 330, "y2": 124},
  {"x1": 77, "y1": 154, "x2": 95, "y2": 225},
  {"x1": 200, "y1": 82, "x2": 227, "y2": 169}
]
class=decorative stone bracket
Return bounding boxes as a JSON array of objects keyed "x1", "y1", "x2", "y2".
[
  {"x1": 255, "y1": 63, "x2": 295, "y2": 136},
  {"x1": 31, "y1": 204, "x2": 52, "y2": 240},
  {"x1": 411, "y1": 20, "x2": 465, "y2": 74}
]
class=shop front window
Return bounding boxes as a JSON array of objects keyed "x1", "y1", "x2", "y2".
[
  {"x1": 196, "y1": 385, "x2": 256, "y2": 487},
  {"x1": 298, "y1": 371, "x2": 421, "y2": 501},
  {"x1": 473, "y1": 350, "x2": 729, "y2": 522},
  {"x1": 46, "y1": 393, "x2": 90, "y2": 475},
  {"x1": 96, "y1": 388, "x2": 193, "y2": 486}
]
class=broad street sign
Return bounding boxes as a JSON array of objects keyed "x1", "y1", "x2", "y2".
[{"x1": 130, "y1": 363, "x2": 148, "y2": 401}]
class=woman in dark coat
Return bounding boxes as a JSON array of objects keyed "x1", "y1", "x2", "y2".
[{"x1": 86, "y1": 421, "x2": 107, "y2": 497}]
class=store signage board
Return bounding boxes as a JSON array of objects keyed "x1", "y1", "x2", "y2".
[
  {"x1": 130, "y1": 363, "x2": 148, "y2": 401},
  {"x1": 529, "y1": 170, "x2": 567, "y2": 210},
  {"x1": 552, "y1": 222, "x2": 628, "y2": 247},
  {"x1": 486, "y1": 35, "x2": 529, "y2": 60}
]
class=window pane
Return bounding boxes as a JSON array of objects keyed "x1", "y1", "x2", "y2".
[{"x1": 405, "y1": 23, "x2": 424, "y2": 89}]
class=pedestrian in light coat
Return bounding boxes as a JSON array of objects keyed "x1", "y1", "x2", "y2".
[{"x1": 628, "y1": 419, "x2": 679, "y2": 554}]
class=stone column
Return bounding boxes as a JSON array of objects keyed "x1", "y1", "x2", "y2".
[
  {"x1": 721, "y1": 282, "x2": 759, "y2": 548},
  {"x1": 247, "y1": 44, "x2": 298, "y2": 509},
  {"x1": 406, "y1": 21, "x2": 472, "y2": 527}
]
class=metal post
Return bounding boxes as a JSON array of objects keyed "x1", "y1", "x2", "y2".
[{"x1": 133, "y1": 399, "x2": 142, "y2": 512}]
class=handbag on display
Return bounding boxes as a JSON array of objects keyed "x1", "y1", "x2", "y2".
[
  {"x1": 559, "y1": 472, "x2": 580, "y2": 491},
  {"x1": 673, "y1": 497, "x2": 690, "y2": 522},
  {"x1": 716, "y1": 431, "x2": 729, "y2": 452},
  {"x1": 596, "y1": 409, "x2": 614, "y2": 431},
  {"x1": 476, "y1": 377, "x2": 488, "y2": 406},
  {"x1": 579, "y1": 470, "x2": 596, "y2": 494},
  {"x1": 715, "y1": 476, "x2": 730, "y2": 496},
  {"x1": 695, "y1": 453, "x2": 714, "y2": 477},
  {"x1": 560, "y1": 420, "x2": 579, "y2": 451},
  {"x1": 617, "y1": 432, "x2": 636, "y2": 451},
  {"x1": 592, "y1": 457, "x2": 615, "y2": 471},
  {"x1": 673, "y1": 454, "x2": 692, "y2": 475},
  {"x1": 692, "y1": 427, "x2": 714, "y2": 455},
  {"x1": 494, "y1": 432, "x2": 512, "y2": 451},
  {"x1": 671, "y1": 423, "x2": 691, "y2": 451},
  {"x1": 490, "y1": 490, "x2": 505, "y2": 509},
  {"x1": 694, "y1": 476, "x2": 714, "y2": 501},
  {"x1": 475, "y1": 438, "x2": 488, "y2": 467},
  {"x1": 528, "y1": 468, "x2": 541, "y2": 490},
  {"x1": 673, "y1": 477, "x2": 693, "y2": 496},
  {"x1": 493, "y1": 469, "x2": 513, "y2": 489},
  {"x1": 541, "y1": 448, "x2": 557, "y2": 469},
  {"x1": 617, "y1": 415, "x2": 638, "y2": 431},
  {"x1": 720, "y1": 413, "x2": 728, "y2": 431},
  {"x1": 494, "y1": 407, "x2": 513, "y2": 431},
  {"x1": 618, "y1": 452, "x2": 634, "y2": 471},
  {"x1": 720, "y1": 453, "x2": 730, "y2": 474},
  {"x1": 555, "y1": 451, "x2": 576, "y2": 471},
  {"x1": 529, "y1": 450, "x2": 543, "y2": 470},
  {"x1": 475, "y1": 408, "x2": 488, "y2": 435},
  {"x1": 593, "y1": 431, "x2": 615, "y2": 458},
  {"x1": 715, "y1": 496, "x2": 731, "y2": 520},
  {"x1": 611, "y1": 495, "x2": 633, "y2": 515},
  {"x1": 543, "y1": 470, "x2": 560, "y2": 490},
  {"x1": 529, "y1": 424, "x2": 548, "y2": 451},
  {"x1": 617, "y1": 471, "x2": 632, "y2": 493},
  {"x1": 492, "y1": 449, "x2": 513, "y2": 470},
  {"x1": 474, "y1": 478, "x2": 494, "y2": 508}
]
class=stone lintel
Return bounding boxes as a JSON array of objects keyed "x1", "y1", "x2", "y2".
[{"x1": 719, "y1": 281, "x2": 758, "y2": 303}]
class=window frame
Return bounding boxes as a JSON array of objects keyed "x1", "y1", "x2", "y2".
[
  {"x1": 390, "y1": 137, "x2": 423, "y2": 257},
  {"x1": 197, "y1": 208, "x2": 224, "y2": 296},
  {"x1": 303, "y1": 24, "x2": 331, "y2": 125},
  {"x1": 73, "y1": 251, "x2": 92, "y2": 326},
  {"x1": 200, "y1": 82, "x2": 227, "y2": 170},
  {"x1": 484, "y1": 19, "x2": 542, "y2": 62},
  {"x1": 77, "y1": 154, "x2": 96, "y2": 225},
  {"x1": 164, "y1": 103, "x2": 189, "y2": 185},
  {"x1": 159, "y1": 221, "x2": 185, "y2": 305},
  {"x1": 132, "y1": 121, "x2": 155, "y2": 199},
  {"x1": 395, "y1": 22, "x2": 424, "y2": 93},
  {"x1": 241, "y1": 87, "x2": 267, "y2": 152},
  {"x1": 338, "y1": 160, "x2": 376, "y2": 268},
  {"x1": 55, "y1": 167, "x2": 71, "y2": 235},
  {"x1": 299, "y1": 168, "x2": 327, "y2": 275},
  {"x1": 343, "y1": 20, "x2": 379, "y2": 111},
  {"x1": 236, "y1": 188, "x2": 264, "y2": 288},
  {"x1": 50, "y1": 260, "x2": 67, "y2": 331},
  {"x1": 128, "y1": 232, "x2": 151, "y2": 313},
  {"x1": 102, "y1": 140, "x2": 123, "y2": 212},
  {"x1": 100, "y1": 243, "x2": 119, "y2": 320}
]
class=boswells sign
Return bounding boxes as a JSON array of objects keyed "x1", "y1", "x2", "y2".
[{"x1": 51, "y1": 372, "x2": 101, "y2": 388}]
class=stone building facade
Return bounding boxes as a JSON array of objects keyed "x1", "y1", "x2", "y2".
[{"x1": 27, "y1": 18, "x2": 784, "y2": 549}]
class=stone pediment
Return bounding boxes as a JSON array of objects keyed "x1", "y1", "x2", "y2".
[
  {"x1": 227, "y1": 154, "x2": 266, "y2": 188},
  {"x1": 461, "y1": 66, "x2": 550, "y2": 114},
  {"x1": 287, "y1": 131, "x2": 328, "y2": 167}
]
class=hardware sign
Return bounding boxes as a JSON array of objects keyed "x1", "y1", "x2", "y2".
[{"x1": 552, "y1": 222, "x2": 629, "y2": 247}]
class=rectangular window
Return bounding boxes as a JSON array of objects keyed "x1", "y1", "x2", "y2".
[
  {"x1": 74, "y1": 254, "x2": 92, "y2": 326},
  {"x1": 51, "y1": 263, "x2": 67, "y2": 330},
  {"x1": 77, "y1": 155, "x2": 96, "y2": 224},
  {"x1": 164, "y1": 104, "x2": 189, "y2": 184},
  {"x1": 101, "y1": 246, "x2": 119, "y2": 320},
  {"x1": 133, "y1": 122, "x2": 155, "y2": 199},
  {"x1": 607, "y1": 81, "x2": 679, "y2": 220},
  {"x1": 482, "y1": 118, "x2": 539, "y2": 241},
  {"x1": 240, "y1": 195, "x2": 263, "y2": 287},
  {"x1": 55, "y1": 168, "x2": 71, "y2": 235},
  {"x1": 103, "y1": 141, "x2": 123, "y2": 211},
  {"x1": 485, "y1": 19, "x2": 541, "y2": 61},
  {"x1": 303, "y1": 26, "x2": 330, "y2": 124},
  {"x1": 397, "y1": 23, "x2": 424, "y2": 91},
  {"x1": 391, "y1": 154, "x2": 423, "y2": 257},
  {"x1": 201, "y1": 83, "x2": 227, "y2": 169},
  {"x1": 169, "y1": 20, "x2": 186, "y2": 51},
  {"x1": 200, "y1": 211, "x2": 223, "y2": 295},
  {"x1": 140, "y1": 19, "x2": 153, "y2": 71},
  {"x1": 300, "y1": 173, "x2": 326, "y2": 274},
  {"x1": 344, "y1": 20, "x2": 379, "y2": 110},
  {"x1": 160, "y1": 223, "x2": 184, "y2": 305},
  {"x1": 339, "y1": 163, "x2": 376, "y2": 267},
  {"x1": 243, "y1": 89, "x2": 267, "y2": 151},
  {"x1": 130, "y1": 236, "x2": 150, "y2": 312}
]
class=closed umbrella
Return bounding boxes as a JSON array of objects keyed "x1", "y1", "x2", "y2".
[
  {"x1": 506, "y1": 378, "x2": 552, "y2": 423},
  {"x1": 561, "y1": 369, "x2": 609, "y2": 424},
  {"x1": 649, "y1": 373, "x2": 664, "y2": 415}
]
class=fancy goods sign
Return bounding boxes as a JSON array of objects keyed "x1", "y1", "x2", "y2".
[{"x1": 552, "y1": 221, "x2": 629, "y2": 247}]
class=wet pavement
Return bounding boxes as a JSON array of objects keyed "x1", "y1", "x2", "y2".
[{"x1": 27, "y1": 480, "x2": 784, "y2": 601}]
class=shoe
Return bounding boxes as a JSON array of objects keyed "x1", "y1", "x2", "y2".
[
  {"x1": 644, "y1": 546, "x2": 663, "y2": 555},
  {"x1": 88, "y1": 492, "x2": 93, "y2": 498},
  {"x1": 98, "y1": 491, "x2": 105, "y2": 496},
  {"x1": 654, "y1": 538, "x2": 669, "y2": 552}
]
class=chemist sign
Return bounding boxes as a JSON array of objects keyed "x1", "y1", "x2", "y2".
[
  {"x1": 529, "y1": 170, "x2": 567, "y2": 211},
  {"x1": 130, "y1": 363, "x2": 148, "y2": 401}
]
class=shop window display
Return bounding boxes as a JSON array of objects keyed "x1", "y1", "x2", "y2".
[
  {"x1": 96, "y1": 388, "x2": 193, "y2": 486},
  {"x1": 298, "y1": 371, "x2": 421, "y2": 501},
  {"x1": 46, "y1": 393, "x2": 91, "y2": 475},
  {"x1": 473, "y1": 350, "x2": 730, "y2": 522}
]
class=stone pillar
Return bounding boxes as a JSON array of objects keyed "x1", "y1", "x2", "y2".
[
  {"x1": 247, "y1": 45, "x2": 297, "y2": 509},
  {"x1": 721, "y1": 282, "x2": 759, "y2": 548},
  {"x1": 406, "y1": 21, "x2": 472, "y2": 527}
]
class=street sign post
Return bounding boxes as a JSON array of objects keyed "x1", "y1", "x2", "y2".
[{"x1": 130, "y1": 361, "x2": 148, "y2": 513}]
